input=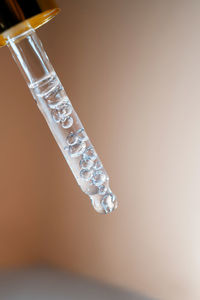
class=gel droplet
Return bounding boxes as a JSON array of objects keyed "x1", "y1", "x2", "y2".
[
  {"x1": 69, "y1": 141, "x2": 86, "y2": 158},
  {"x1": 61, "y1": 116, "x2": 73, "y2": 128},
  {"x1": 101, "y1": 192, "x2": 116, "y2": 214}
]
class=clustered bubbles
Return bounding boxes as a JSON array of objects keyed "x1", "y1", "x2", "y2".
[
  {"x1": 47, "y1": 94, "x2": 116, "y2": 214},
  {"x1": 67, "y1": 129, "x2": 116, "y2": 213}
]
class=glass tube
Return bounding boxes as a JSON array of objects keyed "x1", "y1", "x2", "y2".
[{"x1": 7, "y1": 28, "x2": 117, "y2": 214}]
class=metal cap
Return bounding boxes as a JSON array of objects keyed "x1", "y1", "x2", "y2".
[{"x1": 0, "y1": 0, "x2": 60, "y2": 46}]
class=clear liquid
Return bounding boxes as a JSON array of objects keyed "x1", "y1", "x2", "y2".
[{"x1": 29, "y1": 72, "x2": 117, "y2": 214}]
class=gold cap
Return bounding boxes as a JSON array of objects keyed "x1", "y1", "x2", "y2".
[{"x1": 0, "y1": 0, "x2": 60, "y2": 47}]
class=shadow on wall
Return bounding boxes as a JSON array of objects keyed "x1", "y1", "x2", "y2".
[{"x1": 0, "y1": 268, "x2": 155, "y2": 300}]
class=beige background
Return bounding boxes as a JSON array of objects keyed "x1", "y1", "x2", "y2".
[{"x1": 0, "y1": 1, "x2": 200, "y2": 299}]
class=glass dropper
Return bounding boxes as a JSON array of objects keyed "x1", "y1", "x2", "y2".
[
  {"x1": 0, "y1": 0, "x2": 117, "y2": 214},
  {"x1": 6, "y1": 27, "x2": 117, "y2": 214}
]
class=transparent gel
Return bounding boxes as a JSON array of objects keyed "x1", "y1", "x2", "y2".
[{"x1": 7, "y1": 28, "x2": 117, "y2": 214}]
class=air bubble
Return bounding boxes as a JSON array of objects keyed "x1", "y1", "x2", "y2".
[
  {"x1": 46, "y1": 85, "x2": 67, "y2": 109},
  {"x1": 76, "y1": 128, "x2": 88, "y2": 142},
  {"x1": 93, "y1": 160, "x2": 102, "y2": 170},
  {"x1": 66, "y1": 132, "x2": 78, "y2": 145},
  {"x1": 52, "y1": 109, "x2": 60, "y2": 123},
  {"x1": 84, "y1": 146, "x2": 97, "y2": 160},
  {"x1": 47, "y1": 96, "x2": 68, "y2": 109},
  {"x1": 61, "y1": 116, "x2": 73, "y2": 128},
  {"x1": 57, "y1": 102, "x2": 72, "y2": 121},
  {"x1": 92, "y1": 170, "x2": 106, "y2": 186},
  {"x1": 80, "y1": 169, "x2": 93, "y2": 181},
  {"x1": 69, "y1": 141, "x2": 86, "y2": 158},
  {"x1": 98, "y1": 185, "x2": 107, "y2": 195},
  {"x1": 79, "y1": 157, "x2": 94, "y2": 169},
  {"x1": 48, "y1": 98, "x2": 63, "y2": 109}
]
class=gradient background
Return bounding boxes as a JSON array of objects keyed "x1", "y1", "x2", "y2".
[{"x1": 0, "y1": 1, "x2": 200, "y2": 299}]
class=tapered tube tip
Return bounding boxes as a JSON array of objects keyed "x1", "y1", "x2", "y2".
[{"x1": 90, "y1": 190, "x2": 118, "y2": 214}]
